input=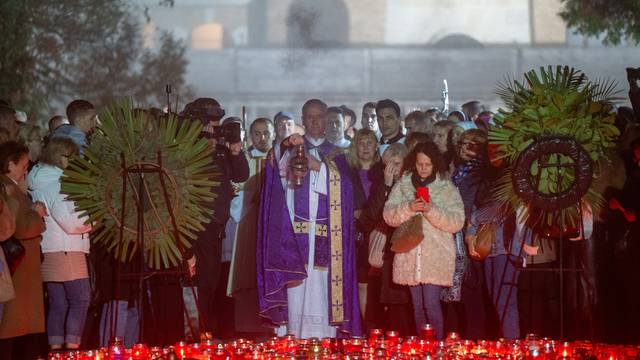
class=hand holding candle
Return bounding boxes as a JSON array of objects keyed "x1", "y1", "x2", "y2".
[
  {"x1": 410, "y1": 187, "x2": 431, "y2": 214},
  {"x1": 416, "y1": 186, "x2": 430, "y2": 203}
]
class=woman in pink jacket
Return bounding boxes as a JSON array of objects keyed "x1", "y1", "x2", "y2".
[{"x1": 383, "y1": 141, "x2": 464, "y2": 340}]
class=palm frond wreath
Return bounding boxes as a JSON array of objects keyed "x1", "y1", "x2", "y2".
[
  {"x1": 489, "y1": 65, "x2": 621, "y2": 229},
  {"x1": 61, "y1": 99, "x2": 218, "y2": 269}
]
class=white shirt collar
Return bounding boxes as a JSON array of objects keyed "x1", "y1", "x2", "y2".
[
  {"x1": 305, "y1": 135, "x2": 325, "y2": 146},
  {"x1": 250, "y1": 147, "x2": 267, "y2": 157}
]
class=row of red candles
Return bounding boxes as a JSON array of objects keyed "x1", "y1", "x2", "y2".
[{"x1": 49, "y1": 328, "x2": 640, "y2": 360}]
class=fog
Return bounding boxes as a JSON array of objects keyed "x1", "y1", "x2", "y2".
[{"x1": 137, "y1": 0, "x2": 638, "y2": 121}]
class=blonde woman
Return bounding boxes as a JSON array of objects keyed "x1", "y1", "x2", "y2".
[
  {"x1": 383, "y1": 141, "x2": 464, "y2": 340},
  {"x1": 346, "y1": 129, "x2": 381, "y2": 319}
]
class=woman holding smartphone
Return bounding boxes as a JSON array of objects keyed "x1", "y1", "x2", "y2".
[{"x1": 383, "y1": 141, "x2": 464, "y2": 340}]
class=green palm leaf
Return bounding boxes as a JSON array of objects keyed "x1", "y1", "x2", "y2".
[
  {"x1": 489, "y1": 66, "x2": 619, "y2": 229},
  {"x1": 61, "y1": 99, "x2": 218, "y2": 269}
]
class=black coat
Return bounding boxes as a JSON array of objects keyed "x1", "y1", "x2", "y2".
[
  {"x1": 207, "y1": 144, "x2": 250, "y2": 227},
  {"x1": 356, "y1": 162, "x2": 411, "y2": 304}
]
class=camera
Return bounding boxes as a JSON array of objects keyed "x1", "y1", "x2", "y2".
[
  {"x1": 181, "y1": 97, "x2": 241, "y2": 144},
  {"x1": 200, "y1": 121, "x2": 242, "y2": 144}
]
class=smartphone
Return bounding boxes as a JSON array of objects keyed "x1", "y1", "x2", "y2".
[{"x1": 416, "y1": 186, "x2": 430, "y2": 203}]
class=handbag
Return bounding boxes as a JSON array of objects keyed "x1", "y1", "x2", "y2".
[
  {"x1": 0, "y1": 248, "x2": 16, "y2": 303},
  {"x1": 390, "y1": 215, "x2": 424, "y2": 253},
  {"x1": 1, "y1": 237, "x2": 26, "y2": 275},
  {"x1": 469, "y1": 222, "x2": 496, "y2": 261},
  {"x1": 368, "y1": 229, "x2": 386, "y2": 268}
]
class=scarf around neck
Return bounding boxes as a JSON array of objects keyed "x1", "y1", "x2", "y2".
[{"x1": 411, "y1": 172, "x2": 436, "y2": 189}]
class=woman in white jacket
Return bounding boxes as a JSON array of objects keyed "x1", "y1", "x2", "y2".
[
  {"x1": 383, "y1": 141, "x2": 464, "y2": 340},
  {"x1": 28, "y1": 137, "x2": 91, "y2": 350}
]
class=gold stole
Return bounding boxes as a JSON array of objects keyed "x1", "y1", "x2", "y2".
[{"x1": 326, "y1": 156, "x2": 344, "y2": 323}]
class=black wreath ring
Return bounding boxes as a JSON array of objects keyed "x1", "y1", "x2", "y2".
[{"x1": 512, "y1": 135, "x2": 593, "y2": 211}]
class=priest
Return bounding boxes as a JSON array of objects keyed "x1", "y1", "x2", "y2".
[{"x1": 257, "y1": 99, "x2": 362, "y2": 338}]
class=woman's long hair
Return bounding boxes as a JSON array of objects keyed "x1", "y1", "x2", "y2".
[
  {"x1": 347, "y1": 128, "x2": 380, "y2": 169},
  {"x1": 401, "y1": 141, "x2": 447, "y2": 178}
]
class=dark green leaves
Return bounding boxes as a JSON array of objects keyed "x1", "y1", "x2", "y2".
[{"x1": 61, "y1": 99, "x2": 217, "y2": 269}]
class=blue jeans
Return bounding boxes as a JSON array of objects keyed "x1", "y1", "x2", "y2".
[
  {"x1": 99, "y1": 300, "x2": 139, "y2": 348},
  {"x1": 46, "y1": 278, "x2": 91, "y2": 345},
  {"x1": 484, "y1": 255, "x2": 520, "y2": 339},
  {"x1": 410, "y1": 284, "x2": 444, "y2": 340}
]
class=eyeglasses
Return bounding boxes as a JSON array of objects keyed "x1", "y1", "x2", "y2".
[{"x1": 459, "y1": 142, "x2": 477, "y2": 148}]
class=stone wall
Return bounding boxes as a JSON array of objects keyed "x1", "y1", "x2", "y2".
[{"x1": 184, "y1": 47, "x2": 639, "y2": 120}]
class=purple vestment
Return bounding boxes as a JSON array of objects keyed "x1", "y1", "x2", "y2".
[{"x1": 257, "y1": 139, "x2": 362, "y2": 337}]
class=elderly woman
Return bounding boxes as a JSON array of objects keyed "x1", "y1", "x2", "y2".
[
  {"x1": 357, "y1": 142, "x2": 413, "y2": 333},
  {"x1": 28, "y1": 137, "x2": 92, "y2": 350},
  {"x1": 451, "y1": 129, "x2": 491, "y2": 339},
  {"x1": 0, "y1": 141, "x2": 46, "y2": 358},
  {"x1": 383, "y1": 141, "x2": 464, "y2": 340}
]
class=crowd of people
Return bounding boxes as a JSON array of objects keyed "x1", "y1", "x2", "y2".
[{"x1": 0, "y1": 93, "x2": 639, "y2": 358}]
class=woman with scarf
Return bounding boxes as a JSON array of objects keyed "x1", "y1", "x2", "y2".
[
  {"x1": 383, "y1": 141, "x2": 464, "y2": 340},
  {"x1": 450, "y1": 129, "x2": 491, "y2": 339}
]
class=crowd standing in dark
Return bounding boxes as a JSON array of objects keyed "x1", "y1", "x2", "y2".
[{"x1": 0, "y1": 92, "x2": 639, "y2": 358}]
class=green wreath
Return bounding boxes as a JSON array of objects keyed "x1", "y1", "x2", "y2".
[
  {"x1": 61, "y1": 99, "x2": 218, "y2": 269},
  {"x1": 489, "y1": 65, "x2": 620, "y2": 229}
]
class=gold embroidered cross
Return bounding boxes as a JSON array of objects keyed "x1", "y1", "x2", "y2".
[
  {"x1": 331, "y1": 250, "x2": 342, "y2": 262},
  {"x1": 332, "y1": 298, "x2": 343, "y2": 309},
  {"x1": 329, "y1": 174, "x2": 340, "y2": 186},
  {"x1": 331, "y1": 225, "x2": 341, "y2": 237},
  {"x1": 295, "y1": 222, "x2": 307, "y2": 233}
]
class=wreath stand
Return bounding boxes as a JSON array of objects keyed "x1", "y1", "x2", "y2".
[
  {"x1": 107, "y1": 151, "x2": 204, "y2": 344},
  {"x1": 493, "y1": 136, "x2": 593, "y2": 340}
]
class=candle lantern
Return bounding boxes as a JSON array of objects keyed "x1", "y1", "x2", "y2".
[
  {"x1": 288, "y1": 144, "x2": 309, "y2": 187},
  {"x1": 559, "y1": 341, "x2": 572, "y2": 359},
  {"x1": 213, "y1": 343, "x2": 230, "y2": 360},
  {"x1": 131, "y1": 343, "x2": 149, "y2": 359},
  {"x1": 369, "y1": 329, "x2": 383, "y2": 344},
  {"x1": 385, "y1": 331, "x2": 399, "y2": 348},
  {"x1": 108, "y1": 337, "x2": 124, "y2": 360},
  {"x1": 373, "y1": 347, "x2": 388, "y2": 360},
  {"x1": 420, "y1": 324, "x2": 435, "y2": 341}
]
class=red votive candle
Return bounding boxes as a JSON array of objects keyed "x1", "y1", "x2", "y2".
[
  {"x1": 386, "y1": 330, "x2": 399, "y2": 347},
  {"x1": 420, "y1": 324, "x2": 435, "y2": 340},
  {"x1": 321, "y1": 337, "x2": 333, "y2": 351},
  {"x1": 131, "y1": 343, "x2": 148, "y2": 359},
  {"x1": 560, "y1": 341, "x2": 572, "y2": 358},
  {"x1": 369, "y1": 329, "x2": 382, "y2": 343}
]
